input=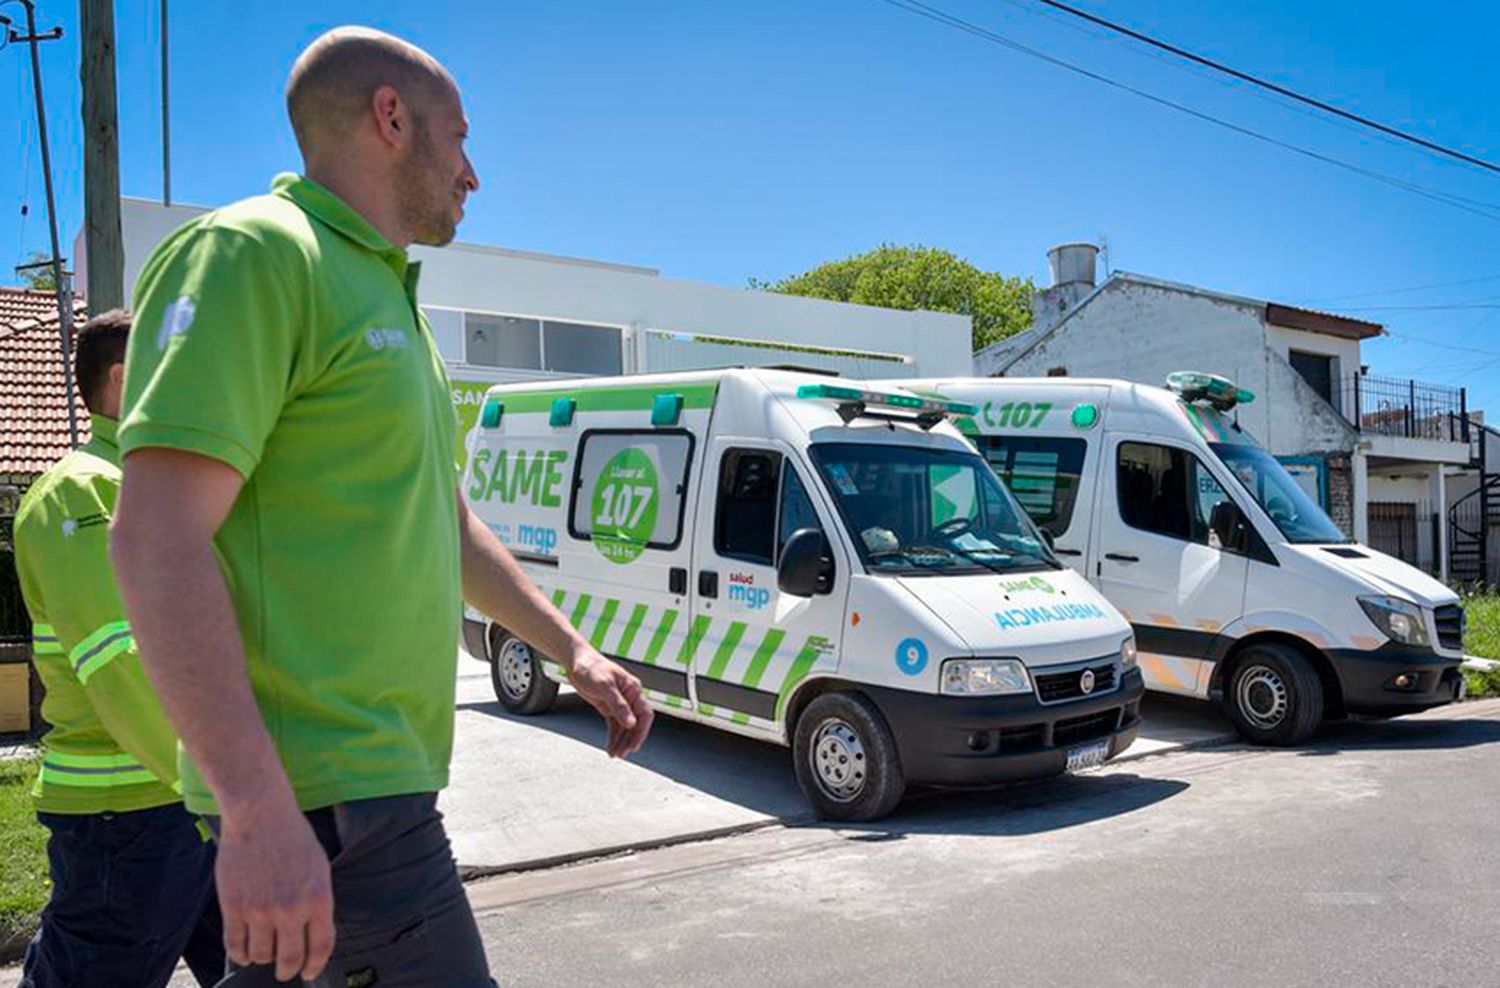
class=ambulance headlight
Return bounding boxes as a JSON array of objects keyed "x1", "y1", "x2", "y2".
[
  {"x1": 1120, "y1": 636, "x2": 1138, "y2": 669},
  {"x1": 941, "y1": 658, "x2": 1031, "y2": 696},
  {"x1": 1358, "y1": 596, "x2": 1430, "y2": 647}
]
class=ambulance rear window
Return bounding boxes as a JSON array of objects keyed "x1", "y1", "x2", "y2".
[{"x1": 974, "y1": 436, "x2": 1087, "y2": 537}]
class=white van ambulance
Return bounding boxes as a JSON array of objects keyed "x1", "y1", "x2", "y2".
[
  {"x1": 460, "y1": 369, "x2": 1143, "y2": 820},
  {"x1": 909, "y1": 372, "x2": 1467, "y2": 746}
]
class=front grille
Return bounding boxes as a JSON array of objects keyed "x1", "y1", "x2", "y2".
[
  {"x1": 1434, "y1": 604, "x2": 1464, "y2": 652},
  {"x1": 1053, "y1": 709, "x2": 1120, "y2": 747},
  {"x1": 1034, "y1": 662, "x2": 1117, "y2": 704}
]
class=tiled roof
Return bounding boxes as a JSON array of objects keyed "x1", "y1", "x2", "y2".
[{"x1": 1, "y1": 287, "x2": 91, "y2": 481}]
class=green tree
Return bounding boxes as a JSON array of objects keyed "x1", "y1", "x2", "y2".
[
  {"x1": 17, "y1": 251, "x2": 57, "y2": 292},
  {"x1": 754, "y1": 245, "x2": 1032, "y2": 351}
]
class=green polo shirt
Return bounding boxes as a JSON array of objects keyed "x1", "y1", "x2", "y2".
[{"x1": 120, "y1": 173, "x2": 461, "y2": 814}]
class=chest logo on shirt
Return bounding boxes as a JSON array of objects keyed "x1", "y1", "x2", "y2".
[
  {"x1": 364, "y1": 327, "x2": 412, "y2": 352},
  {"x1": 156, "y1": 296, "x2": 196, "y2": 350}
]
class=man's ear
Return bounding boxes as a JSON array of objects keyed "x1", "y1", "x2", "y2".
[
  {"x1": 108, "y1": 362, "x2": 126, "y2": 392},
  {"x1": 371, "y1": 84, "x2": 409, "y2": 148}
]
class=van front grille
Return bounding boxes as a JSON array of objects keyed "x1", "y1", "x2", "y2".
[
  {"x1": 1434, "y1": 604, "x2": 1465, "y2": 652},
  {"x1": 1035, "y1": 662, "x2": 1117, "y2": 704}
]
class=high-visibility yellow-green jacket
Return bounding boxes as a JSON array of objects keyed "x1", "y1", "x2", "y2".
[{"x1": 15, "y1": 413, "x2": 182, "y2": 814}]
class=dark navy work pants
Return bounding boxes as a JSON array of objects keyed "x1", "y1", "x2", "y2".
[{"x1": 21, "y1": 801, "x2": 225, "y2": 988}]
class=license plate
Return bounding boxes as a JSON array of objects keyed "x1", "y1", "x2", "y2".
[{"x1": 1065, "y1": 739, "x2": 1110, "y2": 773}]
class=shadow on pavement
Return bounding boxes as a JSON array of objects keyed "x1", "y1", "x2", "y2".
[
  {"x1": 457, "y1": 694, "x2": 1190, "y2": 836},
  {"x1": 1298, "y1": 712, "x2": 1500, "y2": 755}
]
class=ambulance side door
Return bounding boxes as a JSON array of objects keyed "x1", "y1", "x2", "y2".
[{"x1": 688, "y1": 437, "x2": 848, "y2": 736}]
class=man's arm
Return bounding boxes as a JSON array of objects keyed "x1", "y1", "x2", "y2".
[
  {"x1": 111, "y1": 448, "x2": 334, "y2": 983},
  {"x1": 457, "y1": 494, "x2": 653, "y2": 757}
]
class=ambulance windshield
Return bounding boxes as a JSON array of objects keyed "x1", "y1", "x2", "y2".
[
  {"x1": 809, "y1": 443, "x2": 1058, "y2": 575},
  {"x1": 1211, "y1": 444, "x2": 1350, "y2": 544}
]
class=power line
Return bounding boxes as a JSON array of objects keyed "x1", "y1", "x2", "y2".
[
  {"x1": 873, "y1": 0, "x2": 1500, "y2": 225},
  {"x1": 1298, "y1": 273, "x2": 1500, "y2": 305},
  {"x1": 1032, "y1": 0, "x2": 1500, "y2": 177},
  {"x1": 1336, "y1": 303, "x2": 1500, "y2": 313}
]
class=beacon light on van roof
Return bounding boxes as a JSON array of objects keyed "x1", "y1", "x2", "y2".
[
  {"x1": 795, "y1": 383, "x2": 977, "y2": 426},
  {"x1": 1165, "y1": 371, "x2": 1255, "y2": 411}
]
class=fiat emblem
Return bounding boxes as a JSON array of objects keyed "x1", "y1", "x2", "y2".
[{"x1": 1079, "y1": 669, "x2": 1096, "y2": 695}]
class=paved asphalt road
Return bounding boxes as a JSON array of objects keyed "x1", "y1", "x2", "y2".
[{"x1": 464, "y1": 698, "x2": 1500, "y2": 988}]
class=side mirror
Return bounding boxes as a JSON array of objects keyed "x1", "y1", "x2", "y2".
[
  {"x1": 1209, "y1": 500, "x2": 1246, "y2": 551},
  {"x1": 779, "y1": 528, "x2": 833, "y2": 597}
]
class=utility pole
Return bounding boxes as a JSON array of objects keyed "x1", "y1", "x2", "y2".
[
  {"x1": 82, "y1": 0, "x2": 124, "y2": 311},
  {"x1": 161, "y1": 0, "x2": 170, "y2": 205},
  {"x1": 5, "y1": 1, "x2": 79, "y2": 448}
]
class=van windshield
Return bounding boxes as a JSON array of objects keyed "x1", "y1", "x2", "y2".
[
  {"x1": 1210, "y1": 444, "x2": 1350, "y2": 544},
  {"x1": 808, "y1": 442, "x2": 1058, "y2": 576}
]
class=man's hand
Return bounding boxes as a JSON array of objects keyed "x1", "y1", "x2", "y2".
[
  {"x1": 217, "y1": 795, "x2": 336, "y2": 982},
  {"x1": 568, "y1": 648, "x2": 654, "y2": 758}
]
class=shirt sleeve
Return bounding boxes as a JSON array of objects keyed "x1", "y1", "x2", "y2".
[
  {"x1": 120, "y1": 221, "x2": 307, "y2": 479},
  {"x1": 15, "y1": 477, "x2": 182, "y2": 786}
]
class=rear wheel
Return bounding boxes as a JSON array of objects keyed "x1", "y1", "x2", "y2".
[
  {"x1": 1224, "y1": 643, "x2": 1323, "y2": 746},
  {"x1": 488, "y1": 627, "x2": 559, "y2": 715},
  {"x1": 792, "y1": 692, "x2": 905, "y2": 821}
]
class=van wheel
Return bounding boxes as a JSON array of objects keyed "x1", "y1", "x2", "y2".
[
  {"x1": 489, "y1": 628, "x2": 559, "y2": 715},
  {"x1": 792, "y1": 692, "x2": 905, "y2": 822},
  {"x1": 1225, "y1": 643, "x2": 1323, "y2": 746}
]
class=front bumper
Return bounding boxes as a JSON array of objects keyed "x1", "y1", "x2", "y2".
[
  {"x1": 862, "y1": 667, "x2": 1145, "y2": 786},
  {"x1": 1328, "y1": 643, "x2": 1464, "y2": 715}
]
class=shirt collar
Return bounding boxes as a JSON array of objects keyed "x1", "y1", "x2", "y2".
[
  {"x1": 270, "y1": 172, "x2": 409, "y2": 269},
  {"x1": 86, "y1": 414, "x2": 118, "y2": 452}
]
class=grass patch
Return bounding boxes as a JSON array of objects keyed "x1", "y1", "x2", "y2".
[
  {"x1": 1462, "y1": 592, "x2": 1500, "y2": 698},
  {"x1": 0, "y1": 752, "x2": 47, "y2": 953}
]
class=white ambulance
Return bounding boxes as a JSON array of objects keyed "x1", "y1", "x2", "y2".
[
  {"x1": 460, "y1": 369, "x2": 1143, "y2": 820},
  {"x1": 909, "y1": 372, "x2": 1467, "y2": 746}
]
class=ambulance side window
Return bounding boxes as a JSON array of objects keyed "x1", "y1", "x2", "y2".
[
  {"x1": 715, "y1": 450, "x2": 783, "y2": 566},
  {"x1": 778, "y1": 467, "x2": 823, "y2": 559},
  {"x1": 976, "y1": 436, "x2": 1087, "y2": 537},
  {"x1": 1117, "y1": 442, "x2": 1233, "y2": 547}
]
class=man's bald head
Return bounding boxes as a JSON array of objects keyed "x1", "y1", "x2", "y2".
[{"x1": 286, "y1": 26, "x2": 456, "y2": 157}]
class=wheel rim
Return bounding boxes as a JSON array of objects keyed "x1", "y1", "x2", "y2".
[
  {"x1": 496, "y1": 638, "x2": 534, "y2": 700},
  {"x1": 809, "y1": 718, "x2": 868, "y2": 802},
  {"x1": 1236, "y1": 663, "x2": 1289, "y2": 729}
]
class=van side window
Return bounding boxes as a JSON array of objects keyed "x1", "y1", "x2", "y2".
[
  {"x1": 778, "y1": 466, "x2": 824, "y2": 559},
  {"x1": 1117, "y1": 442, "x2": 1234, "y2": 547},
  {"x1": 715, "y1": 450, "x2": 783, "y2": 565},
  {"x1": 977, "y1": 436, "x2": 1087, "y2": 536},
  {"x1": 570, "y1": 430, "x2": 694, "y2": 550}
]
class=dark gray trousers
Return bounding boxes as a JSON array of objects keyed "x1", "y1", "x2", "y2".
[{"x1": 212, "y1": 793, "x2": 494, "y2": 988}]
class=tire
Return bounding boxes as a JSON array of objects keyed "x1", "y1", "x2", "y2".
[
  {"x1": 792, "y1": 691, "x2": 906, "y2": 822},
  {"x1": 488, "y1": 627, "x2": 559, "y2": 715},
  {"x1": 1224, "y1": 643, "x2": 1323, "y2": 746}
]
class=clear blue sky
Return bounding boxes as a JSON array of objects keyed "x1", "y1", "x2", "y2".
[{"x1": 5, "y1": 0, "x2": 1499, "y2": 409}]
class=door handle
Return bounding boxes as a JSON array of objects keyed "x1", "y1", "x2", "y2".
[
  {"x1": 669, "y1": 567, "x2": 687, "y2": 595},
  {"x1": 1104, "y1": 552, "x2": 1140, "y2": 563},
  {"x1": 1053, "y1": 547, "x2": 1082, "y2": 557},
  {"x1": 698, "y1": 570, "x2": 719, "y2": 598}
]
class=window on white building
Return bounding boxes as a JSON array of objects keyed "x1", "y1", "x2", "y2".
[
  {"x1": 466, "y1": 314, "x2": 542, "y2": 369},
  {"x1": 420, "y1": 307, "x2": 465, "y2": 362}
]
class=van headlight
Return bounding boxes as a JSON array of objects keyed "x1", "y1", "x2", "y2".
[
  {"x1": 1120, "y1": 636, "x2": 1138, "y2": 669},
  {"x1": 1357, "y1": 596, "x2": 1430, "y2": 647},
  {"x1": 941, "y1": 658, "x2": 1031, "y2": 696}
]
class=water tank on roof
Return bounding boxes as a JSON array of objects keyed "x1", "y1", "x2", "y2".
[{"x1": 1047, "y1": 242, "x2": 1098, "y2": 290}]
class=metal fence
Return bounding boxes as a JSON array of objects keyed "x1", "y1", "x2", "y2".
[
  {"x1": 1338, "y1": 374, "x2": 1469, "y2": 443},
  {"x1": 1367, "y1": 500, "x2": 1441, "y2": 576}
]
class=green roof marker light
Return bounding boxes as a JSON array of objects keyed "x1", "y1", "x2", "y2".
[
  {"x1": 480, "y1": 397, "x2": 504, "y2": 429},
  {"x1": 651, "y1": 393, "x2": 684, "y2": 426},
  {"x1": 549, "y1": 397, "x2": 576, "y2": 426},
  {"x1": 1071, "y1": 403, "x2": 1099, "y2": 429},
  {"x1": 795, "y1": 383, "x2": 977, "y2": 430}
]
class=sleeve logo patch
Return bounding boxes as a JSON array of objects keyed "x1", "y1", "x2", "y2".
[
  {"x1": 364, "y1": 328, "x2": 411, "y2": 352},
  {"x1": 156, "y1": 296, "x2": 196, "y2": 350}
]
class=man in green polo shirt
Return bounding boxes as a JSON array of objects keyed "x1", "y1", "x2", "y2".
[
  {"x1": 110, "y1": 27, "x2": 652, "y2": 986},
  {"x1": 15, "y1": 310, "x2": 223, "y2": 987}
]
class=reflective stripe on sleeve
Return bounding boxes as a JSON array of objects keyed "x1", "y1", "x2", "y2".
[
  {"x1": 69, "y1": 620, "x2": 135, "y2": 685},
  {"x1": 39, "y1": 751, "x2": 159, "y2": 789},
  {"x1": 32, "y1": 624, "x2": 63, "y2": 656}
]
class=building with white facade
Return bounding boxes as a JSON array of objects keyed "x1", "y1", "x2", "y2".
[
  {"x1": 978, "y1": 244, "x2": 1482, "y2": 579},
  {"x1": 90, "y1": 196, "x2": 972, "y2": 448}
]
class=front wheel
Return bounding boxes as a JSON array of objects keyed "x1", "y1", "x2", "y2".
[
  {"x1": 1224, "y1": 643, "x2": 1323, "y2": 746},
  {"x1": 488, "y1": 628, "x2": 559, "y2": 715},
  {"x1": 792, "y1": 692, "x2": 906, "y2": 821}
]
